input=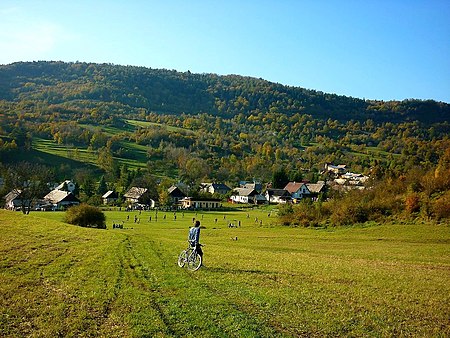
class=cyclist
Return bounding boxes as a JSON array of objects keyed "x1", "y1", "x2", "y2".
[{"x1": 188, "y1": 220, "x2": 203, "y2": 258}]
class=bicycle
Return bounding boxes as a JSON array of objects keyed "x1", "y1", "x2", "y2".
[{"x1": 178, "y1": 241, "x2": 203, "y2": 271}]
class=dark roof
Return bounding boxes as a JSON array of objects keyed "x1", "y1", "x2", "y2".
[
  {"x1": 168, "y1": 185, "x2": 186, "y2": 197},
  {"x1": 266, "y1": 188, "x2": 291, "y2": 197},
  {"x1": 211, "y1": 183, "x2": 231, "y2": 191}
]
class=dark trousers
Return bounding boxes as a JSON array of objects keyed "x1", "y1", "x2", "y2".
[{"x1": 194, "y1": 243, "x2": 203, "y2": 257}]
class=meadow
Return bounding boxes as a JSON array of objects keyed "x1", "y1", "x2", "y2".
[{"x1": 0, "y1": 208, "x2": 449, "y2": 337}]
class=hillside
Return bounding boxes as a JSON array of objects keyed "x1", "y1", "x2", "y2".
[
  {"x1": 0, "y1": 61, "x2": 449, "y2": 212},
  {"x1": 0, "y1": 61, "x2": 449, "y2": 124}
]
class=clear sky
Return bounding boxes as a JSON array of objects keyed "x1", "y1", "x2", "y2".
[{"x1": 1, "y1": 0, "x2": 449, "y2": 102}]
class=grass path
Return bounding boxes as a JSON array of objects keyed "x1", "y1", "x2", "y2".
[{"x1": 1, "y1": 209, "x2": 449, "y2": 337}]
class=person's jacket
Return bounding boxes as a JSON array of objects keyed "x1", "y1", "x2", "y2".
[{"x1": 188, "y1": 226, "x2": 200, "y2": 245}]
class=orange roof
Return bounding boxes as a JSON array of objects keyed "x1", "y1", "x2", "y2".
[{"x1": 284, "y1": 182, "x2": 304, "y2": 193}]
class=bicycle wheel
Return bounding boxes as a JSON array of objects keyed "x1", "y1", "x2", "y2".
[
  {"x1": 187, "y1": 252, "x2": 202, "y2": 271},
  {"x1": 177, "y1": 250, "x2": 188, "y2": 267}
]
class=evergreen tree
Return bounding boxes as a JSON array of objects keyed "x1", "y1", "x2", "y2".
[
  {"x1": 97, "y1": 175, "x2": 108, "y2": 195},
  {"x1": 272, "y1": 167, "x2": 289, "y2": 189}
]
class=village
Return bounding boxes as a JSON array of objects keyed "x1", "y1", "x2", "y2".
[{"x1": 4, "y1": 163, "x2": 369, "y2": 212}]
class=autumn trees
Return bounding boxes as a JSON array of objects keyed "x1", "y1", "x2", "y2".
[{"x1": 0, "y1": 61, "x2": 449, "y2": 222}]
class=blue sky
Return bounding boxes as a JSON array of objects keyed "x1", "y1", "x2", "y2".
[{"x1": 1, "y1": 0, "x2": 449, "y2": 102}]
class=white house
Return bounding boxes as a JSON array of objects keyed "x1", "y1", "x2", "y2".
[
  {"x1": 324, "y1": 163, "x2": 347, "y2": 175},
  {"x1": 200, "y1": 183, "x2": 231, "y2": 195},
  {"x1": 54, "y1": 180, "x2": 76, "y2": 193},
  {"x1": 264, "y1": 189, "x2": 291, "y2": 204},
  {"x1": 230, "y1": 187, "x2": 266, "y2": 204},
  {"x1": 180, "y1": 197, "x2": 221, "y2": 209},
  {"x1": 230, "y1": 187, "x2": 257, "y2": 204}
]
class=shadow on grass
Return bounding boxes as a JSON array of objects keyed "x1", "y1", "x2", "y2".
[{"x1": 2, "y1": 149, "x2": 98, "y2": 172}]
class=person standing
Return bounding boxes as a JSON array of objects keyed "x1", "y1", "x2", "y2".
[{"x1": 188, "y1": 220, "x2": 203, "y2": 258}]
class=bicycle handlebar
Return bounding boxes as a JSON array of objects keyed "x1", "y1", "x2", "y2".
[{"x1": 188, "y1": 241, "x2": 204, "y2": 246}]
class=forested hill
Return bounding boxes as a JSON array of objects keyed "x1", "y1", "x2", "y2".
[{"x1": 0, "y1": 61, "x2": 448, "y2": 124}]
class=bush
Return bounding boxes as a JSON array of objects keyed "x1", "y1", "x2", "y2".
[
  {"x1": 432, "y1": 191, "x2": 450, "y2": 221},
  {"x1": 405, "y1": 193, "x2": 421, "y2": 214},
  {"x1": 280, "y1": 200, "x2": 330, "y2": 227},
  {"x1": 331, "y1": 203, "x2": 369, "y2": 226},
  {"x1": 64, "y1": 204, "x2": 106, "y2": 229}
]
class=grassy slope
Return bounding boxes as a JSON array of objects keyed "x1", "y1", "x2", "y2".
[
  {"x1": 1, "y1": 209, "x2": 449, "y2": 337},
  {"x1": 28, "y1": 119, "x2": 193, "y2": 173},
  {"x1": 25, "y1": 119, "x2": 400, "y2": 178}
]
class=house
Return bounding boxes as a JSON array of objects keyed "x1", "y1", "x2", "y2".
[
  {"x1": 33, "y1": 199, "x2": 54, "y2": 211},
  {"x1": 180, "y1": 197, "x2": 222, "y2": 210},
  {"x1": 168, "y1": 185, "x2": 186, "y2": 204},
  {"x1": 264, "y1": 189, "x2": 291, "y2": 204},
  {"x1": 200, "y1": 183, "x2": 231, "y2": 195},
  {"x1": 334, "y1": 173, "x2": 369, "y2": 189},
  {"x1": 324, "y1": 163, "x2": 347, "y2": 175},
  {"x1": 284, "y1": 182, "x2": 311, "y2": 200},
  {"x1": 102, "y1": 190, "x2": 119, "y2": 205},
  {"x1": 231, "y1": 187, "x2": 257, "y2": 204},
  {"x1": 4, "y1": 190, "x2": 31, "y2": 211},
  {"x1": 240, "y1": 181, "x2": 263, "y2": 193},
  {"x1": 124, "y1": 187, "x2": 153, "y2": 206},
  {"x1": 54, "y1": 180, "x2": 76, "y2": 193},
  {"x1": 341, "y1": 172, "x2": 369, "y2": 185},
  {"x1": 230, "y1": 187, "x2": 266, "y2": 204},
  {"x1": 44, "y1": 190, "x2": 80, "y2": 210},
  {"x1": 305, "y1": 182, "x2": 327, "y2": 200}
]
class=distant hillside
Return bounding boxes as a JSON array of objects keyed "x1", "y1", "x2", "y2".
[{"x1": 0, "y1": 61, "x2": 448, "y2": 124}]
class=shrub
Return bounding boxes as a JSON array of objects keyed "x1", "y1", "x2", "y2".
[
  {"x1": 278, "y1": 203, "x2": 294, "y2": 217},
  {"x1": 64, "y1": 204, "x2": 106, "y2": 229},
  {"x1": 280, "y1": 200, "x2": 330, "y2": 227},
  {"x1": 432, "y1": 191, "x2": 450, "y2": 221},
  {"x1": 331, "y1": 203, "x2": 369, "y2": 226},
  {"x1": 405, "y1": 193, "x2": 421, "y2": 214}
]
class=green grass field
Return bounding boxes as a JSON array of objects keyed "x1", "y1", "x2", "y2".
[
  {"x1": 1, "y1": 209, "x2": 449, "y2": 337},
  {"x1": 125, "y1": 120, "x2": 194, "y2": 134}
]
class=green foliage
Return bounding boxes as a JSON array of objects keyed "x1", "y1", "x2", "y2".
[
  {"x1": 96, "y1": 175, "x2": 108, "y2": 195},
  {"x1": 283, "y1": 165, "x2": 450, "y2": 227},
  {"x1": 0, "y1": 61, "x2": 449, "y2": 216},
  {"x1": 64, "y1": 204, "x2": 106, "y2": 228},
  {"x1": 272, "y1": 167, "x2": 289, "y2": 189}
]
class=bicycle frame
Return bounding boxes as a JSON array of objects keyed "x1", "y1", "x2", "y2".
[{"x1": 178, "y1": 242, "x2": 203, "y2": 271}]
